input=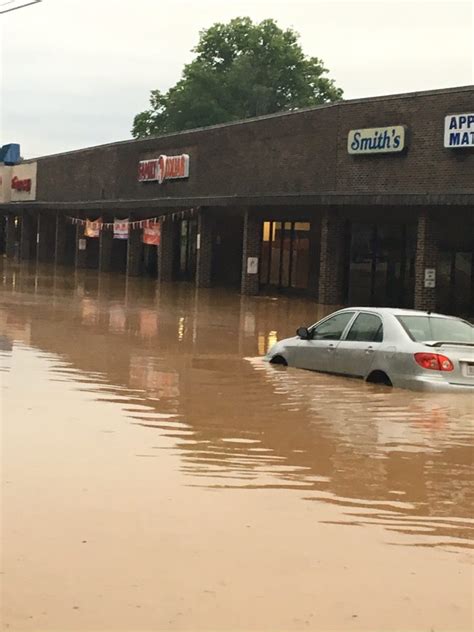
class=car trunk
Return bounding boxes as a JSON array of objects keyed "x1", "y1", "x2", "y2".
[{"x1": 426, "y1": 343, "x2": 474, "y2": 386}]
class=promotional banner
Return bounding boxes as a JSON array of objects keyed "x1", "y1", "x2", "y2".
[
  {"x1": 113, "y1": 219, "x2": 129, "y2": 240},
  {"x1": 142, "y1": 223, "x2": 161, "y2": 246},
  {"x1": 85, "y1": 219, "x2": 102, "y2": 238}
]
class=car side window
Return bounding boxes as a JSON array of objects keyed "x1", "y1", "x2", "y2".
[
  {"x1": 311, "y1": 312, "x2": 355, "y2": 341},
  {"x1": 345, "y1": 313, "x2": 383, "y2": 342}
]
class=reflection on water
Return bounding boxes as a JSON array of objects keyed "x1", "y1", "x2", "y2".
[{"x1": 1, "y1": 261, "x2": 473, "y2": 631}]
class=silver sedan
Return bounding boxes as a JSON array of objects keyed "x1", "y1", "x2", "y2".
[{"x1": 264, "y1": 308, "x2": 474, "y2": 392}]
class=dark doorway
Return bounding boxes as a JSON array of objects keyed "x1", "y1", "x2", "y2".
[
  {"x1": 143, "y1": 244, "x2": 158, "y2": 277},
  {"x1": 348, "y1": 222, "x2": 416, "y2": 307},
  {"x1": 63, "y1": 224, "x2": 76, "y2": 265},
  {"x1": 438, "y1": 251, "x2": 473, "y2": 316},
  {"x1": 86, "y1": 237, "x2": 100, "y2": 269},
  {"x1": 212, "y1": 216, "x2": 243, "y2": 287},
  {"x1": 111, "y1": 239, "x2": 128, "y2": 273}
]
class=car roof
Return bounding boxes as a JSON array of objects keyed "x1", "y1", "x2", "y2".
[{"x1": 337, "y1": 307, "x2": 458, "y2": 318}]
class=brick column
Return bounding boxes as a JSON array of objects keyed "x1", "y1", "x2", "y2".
[
  {"x1": 318, "y1": 211, "x2": 346, "y2": 306},
  {"x1": 127, "y1": 227, "x2": 143, "y2": 277},
  {"x1": 37, "y1": 213, "x2": 56, "y2": 263},
  {"x1": 5, "y1": 215, "x2": 18, "y2": 260},
  {"x1": 158, "y1": 217, "x2": 176, "y2": 282},
  {"x1": 196, "y1": 211, "x2": 213, "y2": 288},
  {"x1": 414, "y1": 211, "x2": 438, "y2": 311},
  {"x1": 75, "y1": 223, "x2": 87, "y2": 269},
  {"x1": 55, "y1": 214, "x2": 67, "y2": 265},
  {"x1": 99, "y1": 227, "x2": 113, "y2": 273},
  {"x1": 241, "y1": 211, "x2": 261, "y2": 295},
  {"x1": 20, "y1": 213, "x2": 35, "y2": 261}
]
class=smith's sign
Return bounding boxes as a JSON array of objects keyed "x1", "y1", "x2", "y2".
[
  {"x1": 138, "y1": 154, "x2": 190, "y2": 183},
  {"x1": 348, "y1": 126, "x2": 406, "y2": 154},
  {"x1": 444, "y1": 113, "x2": 474, "y2": 148}
]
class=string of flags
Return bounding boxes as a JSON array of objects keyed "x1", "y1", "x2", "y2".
[{"x1": 66, "y1": 206, "x2": 199, "y2": 231}]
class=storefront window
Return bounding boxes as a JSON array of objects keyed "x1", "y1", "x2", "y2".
[
  {"x1": 260, "y1": 220, "x2": 310, "y2": 291},
  {"x1": 290, "y1": 223, "x2": 310, "y2": 289}
]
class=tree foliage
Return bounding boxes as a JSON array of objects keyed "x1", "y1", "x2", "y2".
[{"x1": 132, "y1": 17, "x2": 343, "y2": 138}]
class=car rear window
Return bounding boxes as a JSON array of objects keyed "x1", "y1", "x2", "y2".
[{"x1": 397, "y1": 316, "x2": 474, "y2": 343}]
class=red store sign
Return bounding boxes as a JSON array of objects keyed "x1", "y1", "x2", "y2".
[
  {"x1": 138, "y1": 154, "x2": 190, "y2": 184},
  {"x1": 11, "y1": 175, "x2": 32, "y2": 192}
]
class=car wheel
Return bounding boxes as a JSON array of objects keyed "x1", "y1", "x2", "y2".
[
  {"x1": 269, "y1": 355, "x2": 288, "y2": 366},
  {"x1": 366, "y1": 370, "x2": 392, "y2": 386}
]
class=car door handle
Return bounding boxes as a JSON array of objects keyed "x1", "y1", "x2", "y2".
[
  {"x1": 328, "y1": 344, "x2": 336, "y2": 352},
  {"x1": 365, "y1": 346, "x2": 375, "y2": 354}
]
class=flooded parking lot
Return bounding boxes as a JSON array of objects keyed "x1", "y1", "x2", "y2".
[{"x1": 1, "y1": 261, "x2": 473, "y2": 631}]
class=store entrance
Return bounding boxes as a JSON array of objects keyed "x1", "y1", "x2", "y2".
[
  {"x1": 178, "y1": 219, "x2": 198, "y2": 281},
  {"x1": 348, "y1": 222, "x2": 416, "y2": 307},
  {"x1": 260, "y1": 221, "x2": 311, "y2": 291}
]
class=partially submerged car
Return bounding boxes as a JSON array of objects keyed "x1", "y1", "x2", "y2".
[{"x1": 264, "y1": 308, "x2": 474, "y2": 392}]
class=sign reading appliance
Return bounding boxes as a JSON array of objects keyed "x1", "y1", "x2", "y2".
[
  {"x1": 444, "y1": 113, "x2": 474, "y2": 148},
  {"x1": 138, "y1": 154, "x2": 190, "y2": 184},
  {"x1": 348, "y1": 126, "x2": 406, "y2": 155}
]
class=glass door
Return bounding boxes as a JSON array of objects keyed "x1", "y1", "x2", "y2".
[{"x1": 348, "y1": 222, "x2": 415, "y2": 308}]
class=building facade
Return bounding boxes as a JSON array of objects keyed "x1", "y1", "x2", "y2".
[{"x1": 1, "y1": 86, "x2": 473, "y2": 316}]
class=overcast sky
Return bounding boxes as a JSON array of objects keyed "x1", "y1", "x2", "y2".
[{"x1": 0, "y1": 0, "x2": 472, "y2": 158}]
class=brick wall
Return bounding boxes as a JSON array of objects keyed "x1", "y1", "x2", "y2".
[
  {"x1": 32, "y1": 87, "x2": 474, "y2": 206},
  {"x1": 318, "y1": 211, "x2": 347, "y2": 305},
  {"x1": 241, "y1": 211, "x2": 261, "y2": 295},
  {"x1": 414, "y1": 211, "x2": 438, "y2": 311}
]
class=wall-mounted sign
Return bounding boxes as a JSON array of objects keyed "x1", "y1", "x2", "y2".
[
  {"x1": 348, "y1": 126, "x2": 406, "y2": 154},
  {"x1": 11, "y1": 175, "x2": 32, "y2": 192},
  {"x1": 247, "y1": 257, "x2": 259, "y2": 275},
  {"x1": 444, "y1": 113, "x2": 474, "y2": 148},
  {"x1": 138, "y1": 154, "x2": 190, "y2": 184},
  {"x1": 424, "y1": 268, "x2": 436, "y2": 289},
  {"x1": 9, "y1": 162, "x2": 37, "y2": 201}
]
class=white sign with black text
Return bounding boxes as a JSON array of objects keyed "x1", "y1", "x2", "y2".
[
  {"x1": 424, "y1": 268, "x2": 436, "y2": 289},
  {"x1": 444, "y1": 113, "x2": 474, "y2": 148}
]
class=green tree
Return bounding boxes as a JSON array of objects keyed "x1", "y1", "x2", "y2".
[{"x1": 132, "y1": 17, "x2": 343, "y2": 138}]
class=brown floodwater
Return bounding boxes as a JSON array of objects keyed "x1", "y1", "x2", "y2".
[{"x1": 1, "y1": 261, "x2": 473, "y2": 632}]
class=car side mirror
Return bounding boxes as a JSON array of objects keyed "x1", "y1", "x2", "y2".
[{"x1": 297, "y1": 326, "x2": 311, "y2": 340}]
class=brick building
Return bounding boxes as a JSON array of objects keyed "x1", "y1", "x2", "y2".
[{"x1": 1, "y1": 85, "x2": 473, "y2": 315}]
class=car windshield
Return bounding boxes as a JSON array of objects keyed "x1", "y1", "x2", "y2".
[{"x1": 397, "y1": 315, "x2": 474, "y2": 344}]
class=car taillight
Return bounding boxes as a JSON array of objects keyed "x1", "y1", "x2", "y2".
[{"x1": 414, "y1": 353, "x2": 454, "y2": 372}]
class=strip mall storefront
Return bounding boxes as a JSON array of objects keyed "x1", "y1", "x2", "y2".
[{"x1": 1, "y1": 87, "x2": 473, "y2": 317}]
